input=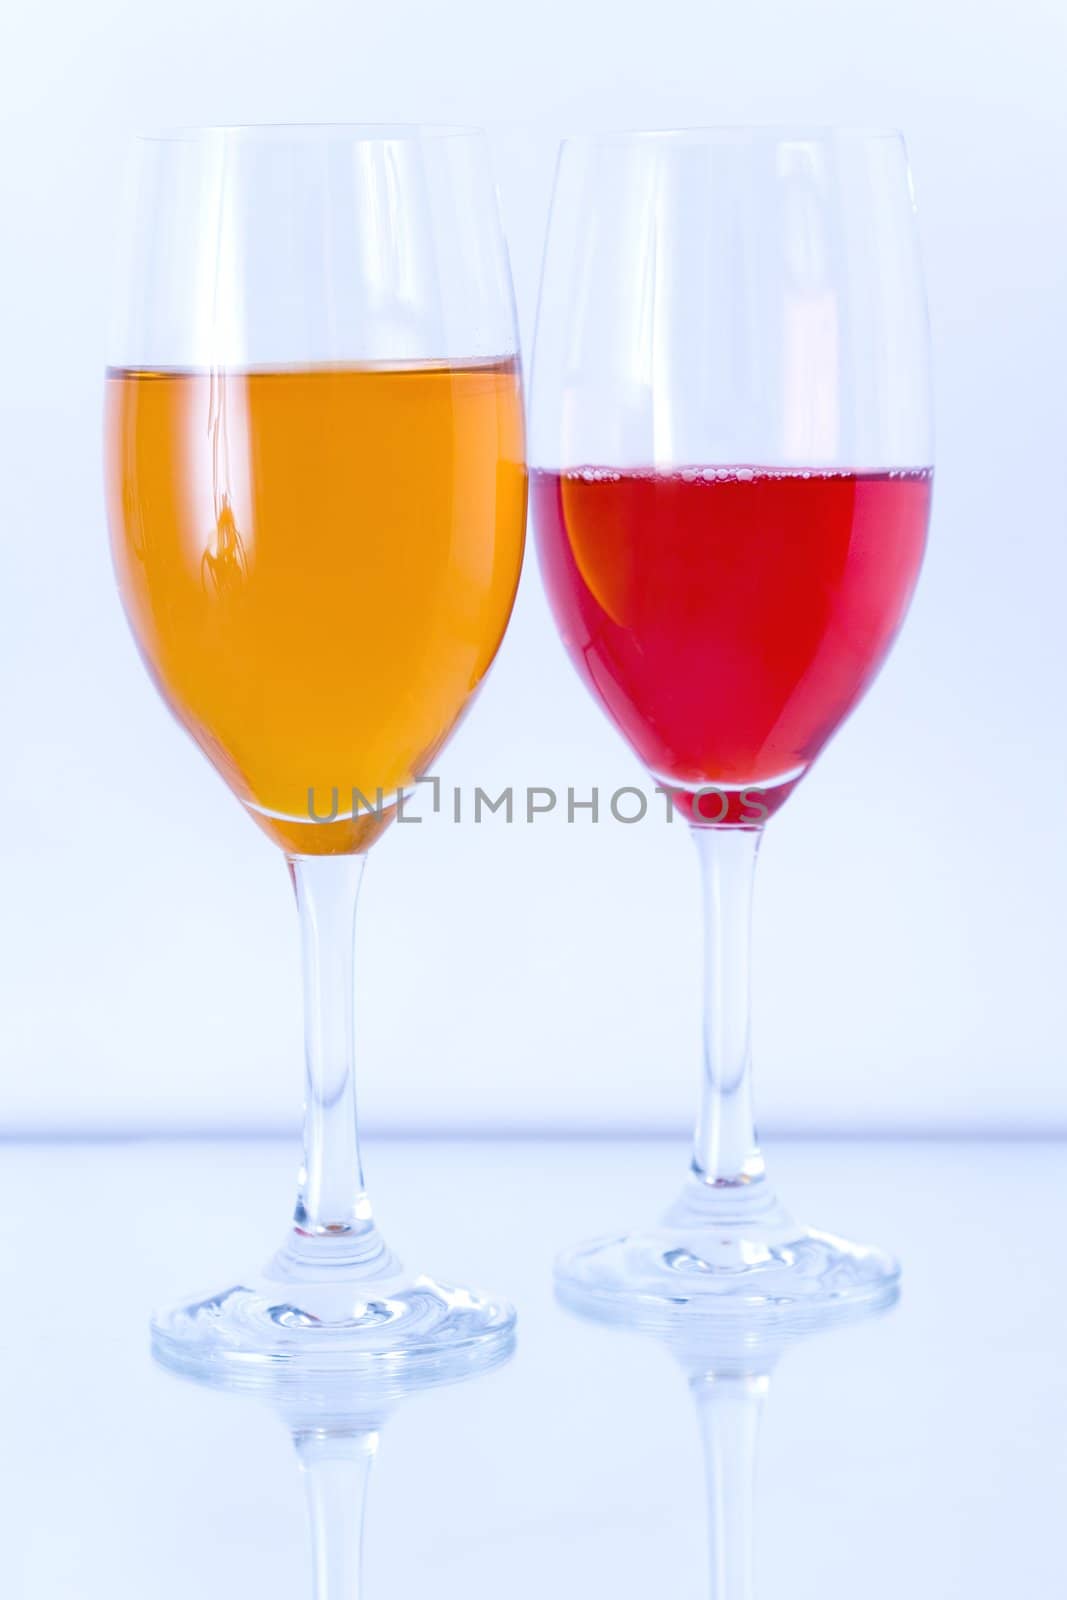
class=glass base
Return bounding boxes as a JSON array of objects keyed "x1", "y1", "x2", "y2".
[
  {"x1": 151, "y1": 1242, "x2": 515, "y2": 1385},
  {"x1": 555, "y1": 1178, "x2": 900, "y2": 1334}
]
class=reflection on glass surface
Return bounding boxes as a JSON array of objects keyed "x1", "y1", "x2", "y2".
[
  {"x1": 153, "y1": 1327, "x2": 514, "y2": 1596},
  {"x1": 559, "y1": 1286, "x2": 898, "y2": 1599}
]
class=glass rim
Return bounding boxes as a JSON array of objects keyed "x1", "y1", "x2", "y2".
[
  {"x1": 559, "y1": 125, "x2": 906, "y2": 148},
  {"x1": 132, "y1": 122, "x2": 487, "y2": 146}
]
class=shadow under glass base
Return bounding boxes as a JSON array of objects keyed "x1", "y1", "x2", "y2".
[
  {"x1": 151, "y1": 1234, "x2": 515, "y2": 1384},
  {"x1": 555, "y1": 1177, "x2": 900, "y2": 1334}
]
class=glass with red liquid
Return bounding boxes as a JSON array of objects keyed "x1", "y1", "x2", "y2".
[{"x1": 531, "y1": 129, "x2": 933, "y2": 1324}]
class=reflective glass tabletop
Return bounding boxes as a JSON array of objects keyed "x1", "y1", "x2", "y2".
[{"x1": 2, "y1": 1136, "x2": 1063, "y2": 1596}]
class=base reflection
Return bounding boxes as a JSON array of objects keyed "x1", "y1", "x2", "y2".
[
  {"x1": 153, "y1": 1326, "x2": 515, "y2": 1595},
  {"x1": 558, "y1": 1283, "x2": 899, "y2": 1598}
]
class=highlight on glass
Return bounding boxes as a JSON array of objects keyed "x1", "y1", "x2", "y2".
[
  {"x1": 105, "y1": 125, "x2": 526, "y2": 1372},
  {"x1": 531, "y1": 128, "x2": 932, "y2": 1320}
]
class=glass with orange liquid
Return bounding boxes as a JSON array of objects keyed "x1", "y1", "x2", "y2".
[{"x1": 105, "y1": 126, "x2": 525, "y2": 1375}]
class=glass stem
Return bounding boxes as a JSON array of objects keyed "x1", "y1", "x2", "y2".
[
  {"x1": 284, "y1": 854, "x2": 389, "y2": 1270},
  {"x1": 689, "y1": 826, "x2": 766, "y2": 1193},
  {"x1": 293, "y1": 1425, "x2": 377, "y2": 1600}
]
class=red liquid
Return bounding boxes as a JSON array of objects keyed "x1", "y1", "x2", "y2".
[{"x1": 534, "y1": 467, "x2": 931, "y2": 823}]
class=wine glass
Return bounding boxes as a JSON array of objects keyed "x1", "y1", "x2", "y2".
[
  {"x1": 531, "y1": 129, "x2": 932, "y2": 1319},
  {"x1": 105, "y1": 125, "x2": 526, "y2": 1373}
]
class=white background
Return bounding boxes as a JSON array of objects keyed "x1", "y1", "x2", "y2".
[{"x1": 0, "y1": 0, "x2": 1064, "y2": 1136}]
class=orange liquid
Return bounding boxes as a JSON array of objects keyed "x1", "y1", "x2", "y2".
[{"x1": 105, "y1": 362, "x2": 526, "y2": 853}]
